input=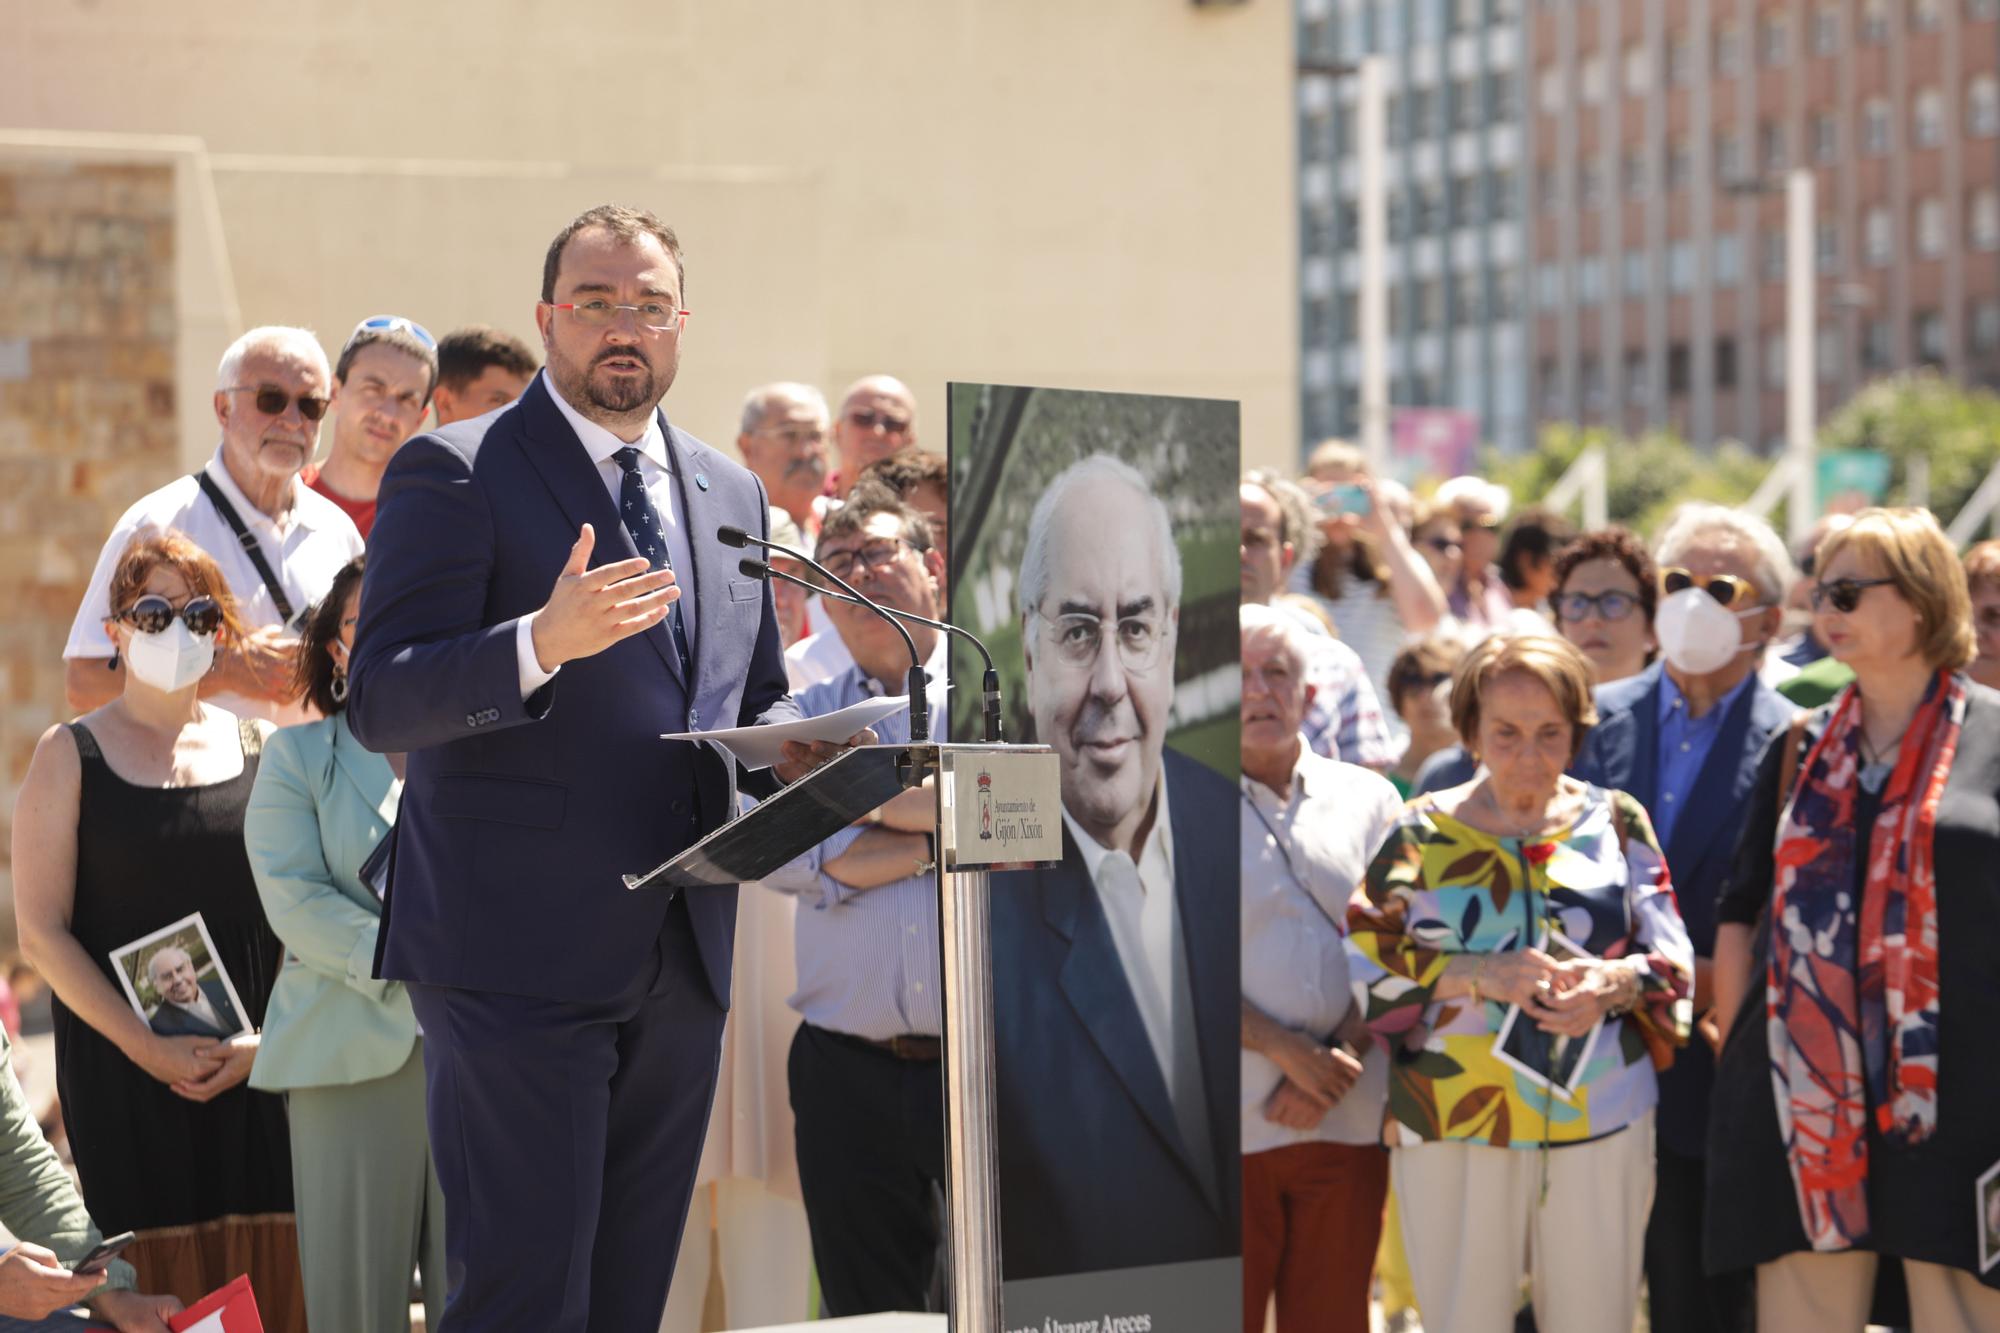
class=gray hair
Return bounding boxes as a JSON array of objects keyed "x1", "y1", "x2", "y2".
[
  {"x1": 1239, "y1": 601, "x2": 1316, "y2": 677},
  {"x1": 1652, "y1": 503, "x2": 1798, "y2": 607},
  {"x1": 1243, "y1": 468, "x2": 1324, "y2": 567},
  {"x1": 1017, "y1": 453, "x2": 1183, "y2": 617},
  {"x1": 738, "y1": 381, "x2": 829, "y2": 436},
  {"x1": 146, "y1": 945, "x2": 190, "y2": 985},
  {"x1": 215, "y1": 326, "x2": 327, "y2": 393},
  {"x1": 1435, "y1": 474, "x2": 1512, "y2": 524}
]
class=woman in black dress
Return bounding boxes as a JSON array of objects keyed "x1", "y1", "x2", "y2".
[
  {"x1": 1706, "y1": 508, "x2": 2000, "y2": 1332},
  {"x1": 12, "y1": 531, "x2": 303, "y2": 1328}
]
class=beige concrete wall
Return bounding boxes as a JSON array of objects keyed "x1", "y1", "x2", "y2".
[{"x1": 2, "y1": 0, "x2": 1298, "y2": 470}]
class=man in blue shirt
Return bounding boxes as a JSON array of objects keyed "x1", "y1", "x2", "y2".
[
  {"x1": 1572, "y1": 503, "x2": 1799, "y2": 1333},
  {"x1": 763, "y1": 488, "x2": 949, "y2": 1318}
]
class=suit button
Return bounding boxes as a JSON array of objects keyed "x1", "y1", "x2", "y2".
[{"x1": 464, "y1": 713, "x2": 478, "y2": 727}]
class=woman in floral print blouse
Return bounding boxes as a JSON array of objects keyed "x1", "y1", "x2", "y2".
[{"x1": 1347, "y1": 634, "x2": 1693, "y2": 1333}]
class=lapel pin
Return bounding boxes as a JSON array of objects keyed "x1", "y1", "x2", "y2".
[{"x1": 695, "y1": 473, "x2": 710, "y2": 491}]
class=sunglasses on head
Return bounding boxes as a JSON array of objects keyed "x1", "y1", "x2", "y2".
[
  {"x1": 345, "y1": 314, "x2": 437, "y2": 351},
  {"x1": 1661, "y1": 566, "x2": 1760, "y2": 609},
  {"x1": 119, "y1": 594, "x2": 222, "y2": 637},
  {"x1": 225, "y1": 384, "x2": 330, "y2": 422},
  {"x1": 1810, "y1": 576, "x2": 1897, "y2": 615}
]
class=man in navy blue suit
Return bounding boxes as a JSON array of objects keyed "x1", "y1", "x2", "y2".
[
  {"x1": 347, "y1": 205, "x2": 849, "y2": 1333},
  {"x1": 1571, "y1": 504, "x2": 1798, "y2": 1333},
  {"x1": 991, "y1": 454, "x2": 1240, "y2": 1282}
]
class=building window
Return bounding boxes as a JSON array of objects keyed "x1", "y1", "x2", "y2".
[
  {"x1": 1761, "y1": 121, "x2": 1789, "y2": 172},
  {"x1": 1624, "y1": 349, "x2": 1648, "y2": 408},
  {"x1": 1451, "y1": 271, "x2": 1481, "y2": 320},
  {"x1": 1762, "y1": 12, "x2": 1792, "y2": 64},
  {"x1": 1669, "y1": 241, "x2": 1697, "y2": 293},
  {"x1": 1579, "y1": 160, "x2": 1604, "y2": 208},
  {"x1": 1765, "y1": 331, "x2": 1789, "y2": 389},
  {"x1": 1866, "y1": 205, "x2": 1894, "y2": 265},
  {"x1": 1622, "y1": 250, "x2": 1649, "y2": 297},
  {"x1": 1716, "y1": 22, "x2": 1743, "y2": 74},
  {"x1": 1579, "y1": 53, "x2": 1605, "y2": 104},
  {"x1": 1914, "y1": 0, "x2": 1944, "y2": 30},
  {"x1": 1974, "y1": 0, "x2": 2000, "y2": 23},
  {"x1": 1668, "y1": 32, "x2": 1694, "y2": 84},
  {"x1": 1453, "y1": 0, "x2": 1485, "y2": 30},
  {"x1": 1973, "y1": 188, "x2": 2000, "y2": 250},
  {"x1": 1972, "y1": 300, "x2": 2000, "y2": 354},
  {"x1": 1818, "y1": 326, "x2": 1844, "y2": 380},
  {"x1": 1536, "y1": 264, "x2": 1563, "y2": 311},
  {"x1": 1485, "y1": 70, "x2": 1518, "y2": 121},
  {"x1": 1538, "y1": 68, "x2": 1565, "y2": 115},
  {"x1": 1622, "y1": 151, "x2": 1647, "y2": 198},
  {"x1": 1418, "y1": 279, "x2": 1443, "y2": 331},
  {"x1": 1717, "y1": 131, "x2": 1746, "y2": 181},
  {"x1": 1971, "y1": 76, "x2": 2000, "y2": 136},
  {"x1": 1450, "y1": 176, "x2": 1476, "y2": 229},
  {"x1": 1813, "y1": 5, "x2": 1842, "y2": 54},
  {"x1": 1762, "y1": 230, "x2": 1788, "y2": 281},
  {"x1": 1918, "y1": 196, "x2": 1948, "y2": 257},
  {"x1": 1414, "y1": 182, "x2": 1443, "y2": 235},
  {"x1": 1488, "y1": 170, "x2": 1518, "y2": 221},
  {"x1": 1538, "y1": 358, "x2": 1561, "y2": 414},
  {"x1": 1623, "y1": 45, "x2": 1650, "y2": 97},
  {"x1": 1578, "y1": 256, "x2": 1606, "y2": 304},
  {"x1": 1491, "y1": 269, "x2": 1519, "y2": 319},
  {"x1": 1669, "y1": 342, "x2": 1692, "y2": 395},
  {"x1": 1862, "y1": 0, "x2": 1892, "y2": 42},
  {"x1": 1580, "y1": 354, "x2": 1605, "y2": 411},
  {"x1": 1667, "y1": 140, "x2": 1694, "y2": 190},
  {"x1": 1864, "y1": 319, "x2": 1894, "y2": 368},
  {"x1": 1817, "y1": 219, "x2": 1841, "y2": 272},
  {"x1": 1715, "y1": 234, "x2": 1743, "y2": 287},
  {"x1": 1537, "y1": 163, "x2": 1560, "y2": 212},
  {"x1": 1814, "y1": 111, "x2": 1841, "y2": 163},
  {"x1": 1715, "y1": 337, "x2": 1739, "y2": 389},
  {"x1": 1915, "y1": 310, "x2": 1947, "y2": 364},
  {"x1": 1914, "y1": 89, "x2": 1946, "y2": 147},
  {"x1": 1863, "y1": 98, "x2": 1894, "y2": 155}
]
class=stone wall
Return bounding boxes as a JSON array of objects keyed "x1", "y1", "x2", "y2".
[{"x1": 0, "y1": 159, "x2": 179, "y2": 939}]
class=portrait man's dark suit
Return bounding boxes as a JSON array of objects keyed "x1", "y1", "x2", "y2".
[
  {"x1": 1571, "y1": 658, "x2": 1794, "y2": 1333},
  {"x1": 148, "y1": 979, "x2": 240, "y2": 1039},
  {"x1": 347, "y1": 371, "x2": 795, "y2": 1332},
  {"x1": 991, "y1": 747, "x2": 1241, "y2": 1281}
]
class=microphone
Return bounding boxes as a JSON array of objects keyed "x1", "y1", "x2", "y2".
[
  {"x1": 740, "y1": 558, "x2": 1004, "y2": 743},
  {"x1": 720, "y1": 525, "x2": 929, "y2": 743}
]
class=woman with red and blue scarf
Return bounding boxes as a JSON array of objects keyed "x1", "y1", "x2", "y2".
[{"x1": 1707, "y1": 508, "x2": 2000, "y2": 1333}]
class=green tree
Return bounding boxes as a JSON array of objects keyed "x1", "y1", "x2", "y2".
[{"x1": 1817, "y1": 371, "x2": 2000, "y2": 527}]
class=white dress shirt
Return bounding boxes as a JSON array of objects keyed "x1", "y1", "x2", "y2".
[
  {"x1": 516, "y1": 371, "x2": 698, "y2": 694},
  {"x1": 1240, "y1": 746, "x2": 1402, "y2": 1153},
  {"x1": 64, "y1": 447, "x2": 365, "y2": 725}
]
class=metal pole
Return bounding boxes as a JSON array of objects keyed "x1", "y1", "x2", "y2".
[
  {"x1": 938, "y1": 865, "x2": 999, "y2": 1332},
  {"x1": 1786, "y1": 169, "x2": 1817, "y2": 545},
  {"x1": 1357, "y1": 55, "x2": 1390, "y2": 473}
]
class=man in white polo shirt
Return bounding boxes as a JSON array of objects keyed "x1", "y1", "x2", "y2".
[{"x1": 64, "y1": 326, "x2": 365, "y2": 724}]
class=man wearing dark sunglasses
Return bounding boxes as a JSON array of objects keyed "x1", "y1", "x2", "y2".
[
  {"x1": 300, "y1": 316, "x2": 440, "y2": 539},
  {"x1": 829, "y1": 374, "x2": 918, "y2": 501},
  {"x1": 63, "y1": 326, "x2": 366, "y2": 723},
  {"x1": 1570, "y1": 503, "x2": 1800, "y2": 1333}
]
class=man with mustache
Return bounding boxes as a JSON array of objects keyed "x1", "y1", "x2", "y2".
[
  {"x1": 348, "y1": 205, "x2": 849, "y2": 1333},
  {"x1": 63, "y1": 326, "x2": 366, "y2": 723},
  {"x1": 735, "y1": 381, "x2": 830, "y2": 535},
  {"x1": 301, "y1": 316, "x2": 439, "y2": 538},
  {"x1": 990, "y1": 453, "x2": 1240, "y2": 1282}
]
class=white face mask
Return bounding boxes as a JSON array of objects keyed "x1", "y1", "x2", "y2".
[
  {"x1": 1655, "y1": 587, "x2": 1765, "y2": 676},
  {"x1": 124, "y1": 619, "x2": 216, "y2": 694}
]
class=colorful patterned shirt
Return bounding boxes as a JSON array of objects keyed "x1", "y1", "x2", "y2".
[{"x1": 1345, "y1": 787, "x2": 1693, "y2": 1149}]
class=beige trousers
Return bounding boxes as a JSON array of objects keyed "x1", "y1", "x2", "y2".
[
  {"x1": 1391, "y1": 1111, "x2": 1655, "y2": 1333},
  {"x1": 1758, "y1": 1250, "x2": 2000, "y2": 1333}
]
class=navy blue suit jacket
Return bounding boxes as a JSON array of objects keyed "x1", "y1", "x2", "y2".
[
  {"x1": 991, "y1": 749, "x2": 1241, "y2": 1281},
  {"x1": 1571, "y1": 660, "x2": 1796, "y2": 1157},
  {"x1": 346, "y1": 377, "x2": 797, "y2": 1007}
]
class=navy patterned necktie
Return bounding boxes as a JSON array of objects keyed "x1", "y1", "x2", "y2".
[{"x1": 612, "y1": 446, "x2": 692, "y2": 679}]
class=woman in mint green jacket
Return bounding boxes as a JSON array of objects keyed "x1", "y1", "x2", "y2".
[{"x1": 242, "y1": 558, "x2": 443, "y2": 1333}]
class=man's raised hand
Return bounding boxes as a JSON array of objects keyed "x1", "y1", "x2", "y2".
[{"x1": 530, "y1": 524, "x2": 681, "y2": 672}]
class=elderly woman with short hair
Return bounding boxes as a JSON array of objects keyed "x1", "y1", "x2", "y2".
[
  {"x1": 1707, "y1": 508, "x2": 2000, "y2": 1332},
  {"x1": 1348, "y1": 634, "x2": 1693, "y2": 1333}
]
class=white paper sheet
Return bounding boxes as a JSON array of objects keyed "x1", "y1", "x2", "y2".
[{"x1": 661, "y1": 693, "x2": 911, "y2": 770}]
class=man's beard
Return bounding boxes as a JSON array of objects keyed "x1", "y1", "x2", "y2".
[{"x1": 553, "y1": 346, "x2": 671, "y2": 419}]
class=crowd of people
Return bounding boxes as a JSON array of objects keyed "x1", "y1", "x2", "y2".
[
  {"x1": 1240, "y1": 459, "x2": 2000, "y2": 1333},
  {"x1": 1, "y1": 195, "x2": 1997, "y2": 1333}
]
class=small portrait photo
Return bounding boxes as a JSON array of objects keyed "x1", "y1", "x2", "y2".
[
  {"x1": 108, "y1": 913, "x2": 248, "y2": 1041},
  {"x1": 1979, "y1": 1158, "x2": 2000, "y2": 1275}
]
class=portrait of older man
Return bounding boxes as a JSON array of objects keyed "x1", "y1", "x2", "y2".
[
  {"x1": 990, "y1": 452, "x2": 1240, "y2": 1282},
  {"x1": 144, "y1": 946, "x2": 243, "y2": 1040}
]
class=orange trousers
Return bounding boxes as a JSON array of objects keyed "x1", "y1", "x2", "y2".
[{"x1": 1242, "y1": 1142, "x2": 1389, "y2": 1333}]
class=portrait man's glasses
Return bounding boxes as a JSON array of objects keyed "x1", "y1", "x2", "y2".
[
  {"x1": 1034, "y1": 605, "x2": 1168, "y2": 674},
  {"x1": 223, "y1": 385, "x2": 330, "y2": 422},
  {"x1": 544, "y1": 300, "x2": 690, "y2": 333}
]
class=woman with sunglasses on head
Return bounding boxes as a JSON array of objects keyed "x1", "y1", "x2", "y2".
[
  {"x1": 12, "y1": 531, "x2": 306, "y2": 1328},
  {"x1": 1706, "y1": 508, "x2": 2000, "y2": 1331},
  {"x1": 241, "y1": 556, "x2": 443, "y2": 1333}
]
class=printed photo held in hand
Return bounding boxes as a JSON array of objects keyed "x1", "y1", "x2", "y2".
[
  {"x1": 1489, "y1": 927, "x2": 1605, "y2": 1103},
  {"x1": 108, "y1": 913, "x2": 248, "y2": 1042}
]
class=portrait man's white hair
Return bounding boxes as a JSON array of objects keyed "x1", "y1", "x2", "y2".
[{"x1": 1017, "y1": 453, "x2": 1183, "y2": 618}]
